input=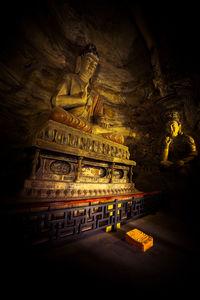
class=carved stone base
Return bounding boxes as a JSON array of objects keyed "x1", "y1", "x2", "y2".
[
  {"x1": 21, "y1": 148, "x2": 136, "y2": 203},
  {"x1": 22, "y1": 180, "x2": 136, "y2": 203},
  {"x1": 21, "y1": 121, "x2": 136, "y2": 204}
]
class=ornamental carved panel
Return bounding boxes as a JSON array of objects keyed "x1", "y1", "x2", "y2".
[{"x1": 50, "y1": 161, "x2": 71, "y2": 175}]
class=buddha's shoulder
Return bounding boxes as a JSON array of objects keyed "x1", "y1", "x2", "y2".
[{"x1": 181, "y1": 134, "x2": 195, "y2": 144}]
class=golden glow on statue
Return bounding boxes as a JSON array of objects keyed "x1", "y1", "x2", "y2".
[
  {"x1": 160, "y1": 112, "x2": 198, "y2": 168},
  {"x1": 169, "y1": 120, "x2": 180, "y2": 138},
  {"x1": 50, "y1": 44, "x2": 135, "y2": 144},
  {"x1": 52, "y1": 52, "x2": 99, "y2": 117},
  {"x1": 52, "y1": 44, "x2": 101, "y2": 122}
]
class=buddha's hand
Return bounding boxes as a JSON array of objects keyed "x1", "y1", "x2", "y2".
[
  {"x1": 165, "y1": 136, "x2": 172, "y2": 145},
  {"x1": 82, "y1": 83, "x2": 89, "y2": 102},
  {"x1": 86, "y1": 95, "x2": 93, "y2": 106},
  {"x1": 97, "y1": 117, "x2": 110, "y2": 128}
]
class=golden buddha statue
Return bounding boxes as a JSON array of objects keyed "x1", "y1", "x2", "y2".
[
  {"x1": 49, "y1": 44, "x2": 132, "y2": 145},
  {"x1": 160, "y1": 112, "x2": 198, "y2": 168},
  {"x1": 50, "y1": 44, "x2": 100, "y2": 132}
]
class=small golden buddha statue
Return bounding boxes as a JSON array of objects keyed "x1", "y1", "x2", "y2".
[
  {"x1": 49, "y1": 44, "x2": 130, "y2": 144},
  {"x1": 160, "y1": 112, "x2": 198, "y2": 168}
]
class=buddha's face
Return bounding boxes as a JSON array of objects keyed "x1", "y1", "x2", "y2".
[
  {"x1": 79, "y1": 53, "x2": 99, "y2": 81},
  {"x1": 168, "y1": 120, "x2": 180, "y2": 137}
]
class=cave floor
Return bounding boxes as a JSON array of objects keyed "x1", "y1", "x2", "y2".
[{"x1": 3, "y1": 209, "x2": 200, "y2": 296}]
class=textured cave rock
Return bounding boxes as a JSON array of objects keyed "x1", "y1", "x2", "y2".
[{"x1": 0, "y1": 0, "x2": 200, "y2": 198}]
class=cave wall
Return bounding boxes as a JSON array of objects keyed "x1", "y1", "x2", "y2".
[{"x1": 0, "y1": 0, "x2": 200, "y2": 202}]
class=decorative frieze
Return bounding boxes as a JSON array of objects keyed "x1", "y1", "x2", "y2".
[
  {"x1": 22, "y1": 181, "x2": 136, "y2": 202},
  {"x1": 35, "y1": 120, "x2": 135, "y2": 165},
  {"x1": 21, "y1": 148, "x2": 136, "y2": 203}
]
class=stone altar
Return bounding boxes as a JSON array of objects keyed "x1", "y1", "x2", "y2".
[{"x1": 21, "y1": 119, "x2": 136, "y2": 203}]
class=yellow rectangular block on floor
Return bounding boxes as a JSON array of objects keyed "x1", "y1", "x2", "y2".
[
  {"x1": 106, "y1": 225, "x2": 112, "y2": 232},
  {"x1": 125, "y1": 228, "x2": 153, "y2": 252}
]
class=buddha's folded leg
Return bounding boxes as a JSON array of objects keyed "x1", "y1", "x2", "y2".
[{"x1": 49, "y1": 107, "x2": 92, "y2": 132}]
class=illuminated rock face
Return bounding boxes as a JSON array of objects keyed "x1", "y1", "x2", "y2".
[{"x1": 0, "y1": 1, "x2": 200, "y2": 197}]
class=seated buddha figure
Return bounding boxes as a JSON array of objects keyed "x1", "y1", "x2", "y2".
[
  {"x1": 50, "y1": 44, "x2": 124, "y2": 144},
  {"x1": 160, "y1": 112, "x2": 198, "y2": 168}
]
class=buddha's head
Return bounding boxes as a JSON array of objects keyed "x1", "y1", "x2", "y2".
[
  {"x1": 167, "y1": 120, "x2": 180, "y2": 137},
  {"x1": 166, "y1": 111, "x2": 182, "y2": 138},
  {"x1": 76, "y1": 44, "x2": 99, "y2": 82}
]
